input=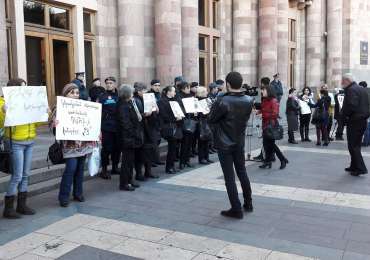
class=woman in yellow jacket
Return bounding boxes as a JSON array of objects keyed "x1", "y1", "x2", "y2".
[{"x1": 1, "y1": 78, "x2": 42, "y2": 219}]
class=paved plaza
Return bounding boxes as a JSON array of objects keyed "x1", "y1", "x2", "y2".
[{"x1": 0, "y1": 136, "x2": 370, "y2": 260}]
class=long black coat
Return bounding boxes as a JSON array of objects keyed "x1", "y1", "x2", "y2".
[
  {"x1": 286, "y1": 97, "x2": 299, "y2": 131},
  {"x1": 342, "y1": 82, "x2": 370, "y2": 123},
  {"x1": 117, "y1": 98, "x2": 144, "y2": 149}
]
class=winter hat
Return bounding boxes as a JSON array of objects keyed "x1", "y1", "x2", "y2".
[{"x1": 62, "y1": 83, "x2": 79, "y2": 97}]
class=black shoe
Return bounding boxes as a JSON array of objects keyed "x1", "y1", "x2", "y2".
[
  {"x1": 305, "y1": 138, "x2": 312, "y2": 142},
  {"x1": 135, "y1": 175, "x2": 146, "y2": 182},
  {"x1": 345, "y1": 167, "x2": 355, "y2": 172},
  {"x1": 185, "y1": 162, "x2": 193, "y2": 168},
  {"x1": 100, "y1": 169, "x2": 111, "y2": 180},
  {"x1": 130, "y1": 181, "x2": 140, "y2": 188},
  {"x1": 350, "y1": 172, "x2": 361, "y2": 177},
  {"x1": 199, "y1": 159, "x2": 208, "y2": 165},
  {"x1": 280, "y1": 159, "x2": 288, "y2": 170},
  {"x1": 206, "y1": 159, "x2": 214, "y2": 163},
  {"x1": 323, "y1": 142, "x2": 329, "y2": 146},
  {"x1": 259, "y1": 162, "x2": 272, "y2": 169},
  {"x1": 166, "y1": 168, "x2": 176, "y2": 174},
  {"x1": 146, "y1": 174, "x2": 159, "y2": 179},
  {"x1": 336, "y1": 136, "x2": 344, "y2": 141},
  {"x1": 243, "y1": 203, "x2": 254, "y2": 213},
  {"x1": 73, "y1": 195, "x2": 85, "y2": 202},
  {"x1": 220, "y1": 209, "x2": 243, "y2": 219},
  {"x1": 316, "y1": 142, "x2": 321, "y2": 146},
  {"x1": 155, "y1": 161, "x2": 165, "y2": 165},
  {"x1": 59, "y1": 201, "x2": 69, "y2": 207},
  {"x1": 329, "y1": 137, "x2": 334, "y2": 141},
  {"x1": 120, "y1": 185, "x2": 135, "y2": 191}
]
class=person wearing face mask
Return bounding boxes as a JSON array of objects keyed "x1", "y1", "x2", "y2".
[
  {"x1": 286, "y1": 88, "x2": 300, "y2": 144},
  {"x1": 158, "y1": 86, "x2": 183, "y2": 174},
  {"x1": 53, "y1": 83, "x2": 95, "y2": 207},
  {"x1": 98, "y1": 77, "x2": 120, "y2": 180},
  {"x1": 117, "y1": 84, "x2": 144, "y2": 191},
  {"x1": 133, "y1": 82, "x2": 159, "y2": 180},
  {"x1": 1, "y1": 78, "x2": 43, "y2": 218}
]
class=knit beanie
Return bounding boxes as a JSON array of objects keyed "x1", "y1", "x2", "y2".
[{"x1": 62, "y1": 83, "x2": 78, "y2": 97}]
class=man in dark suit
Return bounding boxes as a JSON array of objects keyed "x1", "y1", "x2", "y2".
[
  {"x1": 208, "y1": 72, "x2": 254, "y2": 219},
  {"x1": 342, "y1": 74, "x2": 370, "y2": 176}
]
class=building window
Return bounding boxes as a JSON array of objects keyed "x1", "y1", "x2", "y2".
[
  {"x1": 83, "y1": 12, "x2": 92, "y2": 33},
  {"x1": 49, "y1": 6, "x2": 70, "y2": 30},
  {"x1": 198, "y1": 0, "x2": 220, "y2": 86},
  {"x1": 23, "y1": 0, "x2": 45, "y2": 26},
  {"x1": 289, "y1": 19, "x2": 296, "y2": 42},
  {"x1": 288, "y1": 18, "x2": 297, "y2": 89}
]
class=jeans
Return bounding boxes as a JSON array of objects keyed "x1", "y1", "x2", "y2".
[
  {"x1": 6, "y1": 141, "x2": 34, "y2": 196},
  {"x1": 59, "y1": 156, "x2": 86, "y2": 203},
  {"x1": 218, "y1": 146, "x2": 252, "y2": 211}
]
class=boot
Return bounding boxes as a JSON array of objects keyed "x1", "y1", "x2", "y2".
[
  {"x1": 220, "y1": 209, "x2": 243, "y2": 219},
  {"x1": 243, "y1": 200, "x2": 254, "y2": 212},
  {"x1": 16, "y1": 192, "x2": 35, "y2": 215},
  {"x1": 280, "y1": 158, "x2": 289, "y2": 170},
  {"x1": 3, "y1": 196, "x2": 21, "y2": 219},
  {"x1": 100, "y1": 166, "x2": 111, "y2": 180}
]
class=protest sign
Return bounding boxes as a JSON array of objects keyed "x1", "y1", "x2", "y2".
[
  {"x1": 169, "y1": 101, "x2": 185, "y2": 118},
  {"x1": 196, "y1": 98, "x2": 210, "y2": 114},
  {"x1": 182, "y1": 97, "x2": 196, "y2": 113},
  {"x1": 143, "y1": 93, "x2": 157, "y2": 113},
  {"x1": 56, "y1": 96, "x2": 102, "y2": 141},
  {"x1": 2, "y1": 86, "x2": 49, "y2": 126}
]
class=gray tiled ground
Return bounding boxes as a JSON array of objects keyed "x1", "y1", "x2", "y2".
[{"x1": 1, "y1": 136, "x2": 370, "y2": 259}]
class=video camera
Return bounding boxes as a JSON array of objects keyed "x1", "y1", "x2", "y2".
[{"x1": 243, "y1": 84, "x2": 259, "y2": 97}]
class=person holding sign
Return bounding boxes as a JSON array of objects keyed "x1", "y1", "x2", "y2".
[
  {"x1": 98, "y1": 77, "x2": 120, "y2": 180},
  {"x1": 117, "y1": 85, "x2": 144, "y2": 191},
  {"x1": 53, "y1": 83, "x2": 95, "y2": 207},
  {"x1": 133, "y1": 83, "x2": 159, "y2": 180},
  {"x1": 1, "y1": 78, "x2": 43, "y2": 219},
  {"x1": 178, "y1": 82, "x2": 198, "y2": 170},
  {"x1": 158, "y1": 86, "x2": 184, "y2": 174}
]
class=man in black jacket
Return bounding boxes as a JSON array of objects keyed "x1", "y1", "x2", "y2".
[
  {"x1": 208, "y1": 72, "x2": 254, "y2": 219},
  {"x1": 342, "y1": 74, "x2": 370, "y2": 176}
]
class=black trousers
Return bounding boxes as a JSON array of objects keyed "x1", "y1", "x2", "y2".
[
  {"x1": 198, "y1": 140, "x2": 209, "y2": 161},
  {"x1": 347, "y1": 120, "x2": 368, "y2": 173},
  {"x1": 263, "y1": 136, "x2": 285, "y2": 163},
  {"x1": 101, "y1": 131, "x2": 120, "y2": 168},
  {"x1": 166, "y1": 139, "x2": 177, "y2": 171},
  {"x1": 299, "y1": 114, "x2": 311, "y2": 140},
  {"x1": 120, "y1": 148, "x2": 135, "y2": 187},
  {"x1": 335, "y1": 117, "x2": 345, "y2": 138},
  {"x1": 218, "y1": 146, "x2": 252, "y2": 211},
  {"x1": 134, "y1": 147, "x2": 153, "y2": 177},
  {"x1": 180, "y1": 132, "x2": 193, "y2": 164},
  {"x1": 316, "y1": 124, "x2": 328, "y2": 144},
  {"x1": 153, "y1": 139, "x2": 161, "y2": 163}
]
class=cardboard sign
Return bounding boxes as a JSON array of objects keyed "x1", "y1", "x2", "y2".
[
  {"x1": 56, "y1": 96, "x2": 102, "y2": 141},
  {"x1": 182, "y1": 97, "x2": 196, "y2": 113},
  {"x1": 2, "y1": 86, "x2": 49, "y2": 126},
  {"x1": 143, "y1": 93, "x2": 157, "y2": 113},
  {"x1": 169, "y1": 101, "x2": 185, "y2": 118}
]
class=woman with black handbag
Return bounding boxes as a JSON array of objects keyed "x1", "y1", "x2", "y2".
[
  {"x1": 258, "y1": 85, "x2": 288, "y2": 170},
  {"x1": 158, "y1": 86, "x2": 183, "y2": 174},
  {"x1": 178, "y1": 81, "x2": 197, "y2": 170},
  {"x1": 312, "y1": 89, "x2": 331, "y2": 146},
  {"x1": 196, "y1": 87, "x2": 213, "y2": 164}
]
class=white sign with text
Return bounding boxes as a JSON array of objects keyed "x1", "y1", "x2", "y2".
[
  {"x1": 143, "y1": 93, "x2": 157, "y2": 113},
  {"x1": 2, "y1": 86, "x2": 49, "y2": 126},
  {"x1": 169, "y1": 101, "x2": 185, "y2": 119},
  {"x1": 56, "y1": 96, "x2": 102, "y2": 141},
  {"x1": 182, "y1": 97, "x2": 196, "y2": 113}
]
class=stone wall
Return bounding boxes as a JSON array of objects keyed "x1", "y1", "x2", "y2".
[{"x1": 0, "y1": 0, "x2": 9, "y2": 87}]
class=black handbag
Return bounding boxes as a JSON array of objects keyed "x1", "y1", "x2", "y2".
[
  {"x1": 199, "y1": 120, "x2": 212, "y2": 141},
  {"x1": 183, "y1": 118, "x2": 197, "y2": 134},
  {"x1": 0, "y1": 128, "x2": 12, "y2": 174},
  {"x1": 47, "y1": 140, "x2": 64, "y2": 165},
  {"x1": 263, "y1": 120, "x2": 284, "y2": 140}
]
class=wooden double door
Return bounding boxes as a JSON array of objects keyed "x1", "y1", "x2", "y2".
[{"x1": 25, "y1": 31, "x2": 74, "y2": 105}]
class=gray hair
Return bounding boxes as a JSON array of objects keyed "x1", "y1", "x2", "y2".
[
  {"x1": 343, "y1": 73, "x2": 354, "y2": 83},
  {"x1": 134, "y1": 82, "x2": 147, "y2": 93},
  {"x1": 118, "y1": 84, "x2": 134, "y2": 100}
]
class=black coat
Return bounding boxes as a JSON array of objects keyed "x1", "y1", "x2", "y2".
[
  {"x1": 117, "y1": 99, "x2": 144, "y2": 149},
  {"x1": 286, "y1": 97, "x2": 299, "y2": 131},
  {"x1": 342, "y1": 82, "x2": 370, "y2": 123},
  {"x1": 208, "y1": 92, "x2": 253, "y2": 151},
  {"x1": 134, "y1": 95, "x2": 160, "y2": 146},
  {"x1": 99, "y1": 90, "x2": 118, "y2": 133},
  {"x1": 158, "y1": 96, "x2": 182, "y2": 140},
  {"x1": 89, "y1": 86, "x2": 105, "y2": 102}
]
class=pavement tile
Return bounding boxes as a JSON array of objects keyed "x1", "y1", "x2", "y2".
[
  {"x1": 191, "y1": 253, "x2": 231, "y2": 260},
  {"x1": 12, "y1": 253, "x2": 54, "y2": 260},
  {"x1": 110, "y1": 238, "x2": 198, "y2": 260},
  {"x1": 31, "y1": 238, "x2": 80, "y2": 258},
  {"x1": 346, "y1": 240, "x2": 370, "y2": 255},
  {"x1": 216, "y1": 243, "x2": 271, "y2": 260},
  {"x1": 342, "y1": 251, "x2": 370, "y2": 260},
  {"x1": 266, "y1": 251, "x2": 316, "y2": 260}
]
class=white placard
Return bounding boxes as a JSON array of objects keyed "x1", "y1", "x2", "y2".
[
  {"x1": 182, "y1": 97, "x2": 196, "y2": 113},
  {"x1": 298, "y1": 99, "x2": 311, "y2": 115},
  {"x1": 338, "y1": 94, "x2": 345, "y2": 109},
  {"x1": 143, "y1": 93, "x2": 157, "y2": 113},
  {"x1": 2, "y1": 86, "x2": 49, "y2": 126},
  {"x1": 196, "y1": 98, "x2": 210, "y2": 114},
  {"x1": 56, "y1": 96, "x2": 102, "y2": 141},
  {"x1": 169, "y1": 101, "x2": 185, "y2": 118}
]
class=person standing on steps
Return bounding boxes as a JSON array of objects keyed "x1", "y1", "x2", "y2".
[
  {"x1": 342, "y1": 74, "x2": 370, "y2": 176},
  {"x1": 208, "y1": 72, "x2": 254, "y2": 220}
]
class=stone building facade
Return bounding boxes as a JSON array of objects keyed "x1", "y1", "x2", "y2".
[{"x1": 1, "y1": 0, "x2": 370, "y2": 101}]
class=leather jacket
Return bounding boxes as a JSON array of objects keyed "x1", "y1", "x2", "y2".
[
  {"x1": 342, "y1": 82, "x2": 370, "y2": 122},
  {"x1": 208, "y1": 92, "x2": 253, "y2": 151}
]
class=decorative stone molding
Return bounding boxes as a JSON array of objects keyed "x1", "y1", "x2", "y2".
[{"x1": 290, "y1": 0, "x2": 313, "y2": 10}]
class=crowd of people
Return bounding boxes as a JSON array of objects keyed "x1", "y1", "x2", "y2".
[{"x1": 1, "y1": 71, "x2": 369, "y2": 220}]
